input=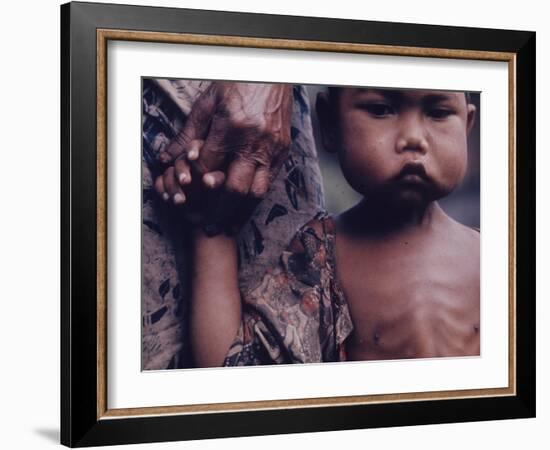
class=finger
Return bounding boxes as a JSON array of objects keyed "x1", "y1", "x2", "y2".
[
  {"x1": 249, "y1": 167, "x2": 271, "y2": 199},
  {"x1": 192, "y1": 116, "x2": 231, "y2": 174},
  {"x1": 225, "y1": 158, "x2": 257, "y2": 197},
  {"x1": 163, "y1": 167, "x2": 186, "y2": 205},
  {"x1": 174, "y1": 157, "x2": 192, "y2": 186},
  {"x1": 154, "y1": 175, "x2": 170, "y2": 202},
  {"x1": 202, "y1": 171, "x2": 226, "y2": 190},
  {"x1": 159, "y1": 88, "x2": 217, "y2": 163},
  {"x1": 187, "y1": 139, "x2": 204, "y2": 161}
]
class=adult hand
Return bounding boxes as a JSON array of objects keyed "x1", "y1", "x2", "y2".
[{"x1": 160, "y1": 81, "x2": 293, "y2": 200}]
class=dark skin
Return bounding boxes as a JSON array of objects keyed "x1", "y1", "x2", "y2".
[
  {"x1": 317, "y1": 88, "x2": 480, "y2": 359},
  {"x1": 334, "y1": 202, "x2": 480, "y2": 360},
  {"x1": 154, "y1": 81, "x2": 293, "y2": 233}
]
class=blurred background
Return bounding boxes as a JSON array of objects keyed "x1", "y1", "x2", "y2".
[{"x1": 306, "y1": 85, "x2": 481, "y2": 229}]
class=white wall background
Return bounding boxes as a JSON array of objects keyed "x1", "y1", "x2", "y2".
[{"x1": 0, "y1": 0, "x2": 545, "y2": 449}]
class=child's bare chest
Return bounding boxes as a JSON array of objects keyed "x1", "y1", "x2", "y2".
[{"x1": 336, "y1": 234, "x2": 480, "y2": 361}]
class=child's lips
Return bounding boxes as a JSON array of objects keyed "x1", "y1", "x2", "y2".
[
  {"x1": 399, "y1": 173, "x2": 426, "y2": 184},
  {"x1": 393, "y1": 162, "x2": 430, "y2": 184}
]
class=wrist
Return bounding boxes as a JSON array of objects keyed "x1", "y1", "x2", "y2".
[
  {"x1": 192, "y1": 227, "x2": 238, "y2": 280},
  {"x1": 192, "y1": 227, "x2": 237, "y2": 249}
]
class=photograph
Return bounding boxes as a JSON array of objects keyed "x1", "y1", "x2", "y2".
[{"x1": 141, "y1": 79, "x2": 481, "y2": 370}]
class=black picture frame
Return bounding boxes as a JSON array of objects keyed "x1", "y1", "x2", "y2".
[{"x1": 61, "y1": 1, "x2": 535, "y2": 447}]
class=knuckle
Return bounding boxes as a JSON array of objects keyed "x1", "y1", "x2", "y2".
[
  {"x1": 235, "y1": 148, "x2": 268, "y2": 168},
  {"x1": 256, "y1": 155, "x2": 272, "y2": 169},
  {"x1": 234, "y1": 155, "x2": 258, "y2": 169},
  {"x1": 227, "y1": 113, "x2": 265, "y2": 134},
  {"x1": 173, "y1": 130, "x2": 191, "y2": 151}
]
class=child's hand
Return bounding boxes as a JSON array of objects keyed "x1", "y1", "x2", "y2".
[
  {"x1": 154, "y1": 138, "x2": 264, "y2": 235},
  {"x1": 154, "y1": 140, "x2": 226, "y2": 225}
]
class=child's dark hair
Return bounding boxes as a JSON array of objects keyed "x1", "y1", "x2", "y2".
[{"x1": 328, "y1": 86, "x2": 473, "y2": 104}]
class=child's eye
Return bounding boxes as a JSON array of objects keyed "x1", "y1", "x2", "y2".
[
  {"x1": 427, "y1": 108, "x2": 454, "y2": 120},
  {"x1": 360, "y1": 103, "x2": 396, "y2": 118}
]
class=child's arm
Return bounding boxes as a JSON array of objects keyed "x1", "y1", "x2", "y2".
[
  {"x1": 190, "y1": 228, "x2": 242, "y2": 367},
  {"x1": 154, "y1": 151, "x2": 243, "y2": 367}
]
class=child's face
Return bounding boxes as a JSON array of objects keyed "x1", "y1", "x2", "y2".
[{"x1": 320, "y1": 88, "x2": 476, "y2": 207}]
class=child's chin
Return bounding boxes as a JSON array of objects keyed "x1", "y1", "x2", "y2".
[{"x1": 391, "y1": 188, "x2": 431, "y2": 209}]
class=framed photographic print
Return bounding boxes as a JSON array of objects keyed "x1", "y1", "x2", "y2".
[{"x1": 61, "y1": 1, "x2": 535, "y2": 447}]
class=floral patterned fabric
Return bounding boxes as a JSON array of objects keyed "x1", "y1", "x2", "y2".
[
  {"x1": 223, "y1": 212, "x2": 354, "y2": 365},
  {"x1": 142, "y1": 79, "x2": 325, "y2": 369}
]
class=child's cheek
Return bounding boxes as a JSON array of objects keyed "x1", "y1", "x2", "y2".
[
  {"x1": 436, "y1": 139, "x2": 468, "y2": 193},
  {"x1": 339, "y1": 150, "x2": 383, "y2": 196}
]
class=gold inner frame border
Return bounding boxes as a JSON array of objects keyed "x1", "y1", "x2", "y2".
[{"x1": 96, "y1": 28, "x2": 517, "y2": 420}]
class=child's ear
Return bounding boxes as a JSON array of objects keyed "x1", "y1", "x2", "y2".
[
  {"x1": 466, "y1": 103, "x2": 477, "y2": 135},
  {"x1": 316, "y1": 91, "x2": 339, "y2": 153}
]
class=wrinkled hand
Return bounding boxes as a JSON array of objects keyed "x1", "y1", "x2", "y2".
[
  {"x1": 157, "y1": 81, "x2": 293, "y2": 234},
  {"x1": 160, "y1": 81, "x2": 292, "y2": 198}
]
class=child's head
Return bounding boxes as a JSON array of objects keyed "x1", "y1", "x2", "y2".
[{"x1": 316, "y1": 87, "x2": 476, "y2": 209}]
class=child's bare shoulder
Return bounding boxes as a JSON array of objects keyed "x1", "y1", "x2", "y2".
[
  {"x1": 452, "y1": 218, "x2": 479, "y2": 242},
  {"x1": 443, "y1": 217, "x2": 480, "y2": 262}
]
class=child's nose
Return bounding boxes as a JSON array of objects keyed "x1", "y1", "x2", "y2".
[{"x1": 395, "y1": 112, "x2": 428, "y2": 155}]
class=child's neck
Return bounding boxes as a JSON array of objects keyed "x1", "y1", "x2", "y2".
[{"x1": 340, "y1": 198, "x2": 445, "y2": 238}]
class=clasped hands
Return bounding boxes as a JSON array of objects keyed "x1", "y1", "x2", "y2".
[{"x1": 154, "y1": 81, "x2": 293, "y2": 235}]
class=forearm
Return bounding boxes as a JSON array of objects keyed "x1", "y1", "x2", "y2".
[{"x1": 190, "y1": 229, "x2": 242, "y2": 367}]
